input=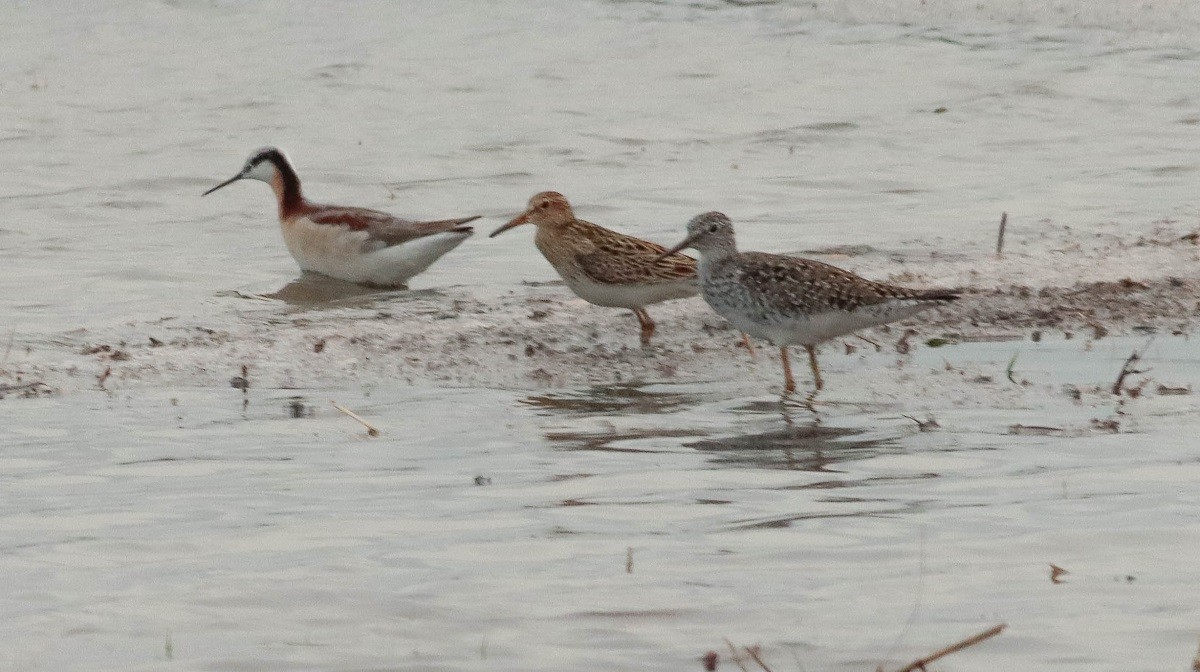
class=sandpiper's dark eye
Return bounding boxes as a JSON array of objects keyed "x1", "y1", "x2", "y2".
[{"x1": 709, "y1": 224, "x2": 719, "y2": 233}]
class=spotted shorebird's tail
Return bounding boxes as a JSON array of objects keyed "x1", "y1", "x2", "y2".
[{"x1": 911, "y1": 288, "x2": 960, "y2": 303}]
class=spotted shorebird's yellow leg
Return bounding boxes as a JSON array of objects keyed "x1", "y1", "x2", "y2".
[
  {"x1": 805, "y1": 344, "x2": 823, "y2": 391},
  {"x1": 633, "y1": 308, "x2": 655, "y2": 347},
  {"x1": 741, "y1": 332, "x2": 757, "y2": 361},
  {"x1": 780, "y1": 346, "x2": 797, "y2": 393}
]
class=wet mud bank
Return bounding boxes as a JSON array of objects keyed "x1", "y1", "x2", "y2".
[{"x1": 5, "y1": 220, "x2": 1199, "y2": 395}]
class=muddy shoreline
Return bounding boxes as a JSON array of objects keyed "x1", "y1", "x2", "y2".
[{"x1": 4, "y1": 219, "x2": 1197, "y2": 395}]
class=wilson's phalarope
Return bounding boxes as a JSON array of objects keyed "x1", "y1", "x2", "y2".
[
  {"x1": 203, "y1": 147, "x2": 478, "y2": 288},
  {"x1": 490, "y1": 191, "x2": 698, "y2": 347},
  {"x1": 658, "y1": 212, "x2": 959, "y2": 393}
]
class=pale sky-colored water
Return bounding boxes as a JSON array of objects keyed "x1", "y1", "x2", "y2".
[
  {"x1": 3, "y1": 0, "x2": 1200, "y2": 330},
  {"x1": 2, "y1": 2, "x2": 1200, "y2": 671}
]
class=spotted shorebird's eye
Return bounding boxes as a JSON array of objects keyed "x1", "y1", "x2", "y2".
[{"x1": 709, "y1": 224, "x2": 719, "y2": 233}]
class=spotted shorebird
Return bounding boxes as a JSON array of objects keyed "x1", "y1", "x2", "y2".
[
  {"x1": 489, "y1": 191, "x2": 700, "y2": 347},
  {"x1": 657, "y1": 212, "x2": 959, "y2": 393},
  {"x1": 203, "y1": 147, "x2": 478, "y2": 288}
]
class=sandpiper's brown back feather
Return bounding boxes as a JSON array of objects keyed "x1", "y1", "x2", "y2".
[
  {"x1": 305, "y1": 205, "x2": 479, "y2": 247},
  {"x1": 567, "y1": 219, "x2": 696, "y2": 285},
  {"x1": 734, "y1": 252, "x2": 958, "y2": 314}
]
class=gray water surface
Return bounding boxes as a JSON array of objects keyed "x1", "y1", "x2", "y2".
[{"x1": 3, "y1": 2, "x2": 1200, "y2": 670}]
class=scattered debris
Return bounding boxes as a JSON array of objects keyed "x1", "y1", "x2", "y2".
[
  {"x1": 626, "y1": 547, "x2": 633, "y2": 574},
  {"x1": 701, "y1": 650, "x2": 719, "y2": 671},
  {"x1": 0, "y1": 381, "x2": 52, "y2": 399},
  {"x1": 1111, "y1": 349, "x2": 1149, "y2": 395},
  {"x1": 856, "y1": 334, "x2": 883, "y2": 351},
  {"x1": 1050, "y1": 564, "x2": 1069, "y2": 584},
  {"x1": 1005, "y1": 353, "x2": 1019, "y2": 384},
  {"x1": 1008, "y1": 424, "x2": 1065, "y2": 436},
  {"x1": 82, "y1": 344, "x2": 130, "y2": 361},
  {"x1": 1156, "y1": 384, "x2": 1190, "y2": 395},
  {"x1": 715, "y1": 639, "x2": 780, "y2": 672},
  {"x1": 889, "y1": 623, "x2": 1006, "y2": 672},
  {"x1": 473, "y1": 475, "x2": 492, "y2": 486},
  {"x1": 901, "y1": 415, "x2": 940, "y2": 432},
  {"x1": 331, "y1": 400, "x2": 381, "y2": 437},
  {"x1": 286, "y1": 397, "x2": 313, "y2": 418},
  {"x1": 996, "y1": 212, "x2": 1007, "y2": 257},
  {"x1": 96, "y1": 366, "x2": 112, "y2": 390},
  {"x1": 230, "y1": 364, "x2": 250, "y2": 391}
]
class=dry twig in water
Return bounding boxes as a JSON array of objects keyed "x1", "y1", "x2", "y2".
[
  {"x1": 996, "y1": 212, "x2": 1008, "y2": 257},
  {"x1": 891, "y1": 623, "x2": 1006, "y2": 672},
  {"x1": 722, "y1": 638, "x2": 751, "y2": 672},
  {"x1": 331, "y1": 401, "x2": 381, "y2": 437},
  {"x1": 1050, "y1": 564, "x2": 1069, "y2": 584},
  {"x1": 1111, "y1": 349, "x2": 1150, "y2": 396},
  {"x1": 2, "y1": 327, "x2": 14, "y2": 364},
  {"x1": 743, "y1": 645, "x2": 775, "y2": 672}
]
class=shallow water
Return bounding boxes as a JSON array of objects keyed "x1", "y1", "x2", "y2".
[
  {"x1": 5, "y1": 0, "x2": 1200, "y2": 331},
  {"x1": 3, "y1": 1, "x2": 1200, "y2": 670},
  {"x1": 4, "y1": 337, "x2": 1200, "y2": 671}
]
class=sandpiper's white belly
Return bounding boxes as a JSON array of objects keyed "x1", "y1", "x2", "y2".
[
  {"x1": 700, "y1": 276, "x2": 936, "y2": 345},
  {"x1": 560, "y1": 272, "x2": 697, "y2": 309},
  {"x1": 281, "y1": 216, "x2": 470, "y2": 288}
]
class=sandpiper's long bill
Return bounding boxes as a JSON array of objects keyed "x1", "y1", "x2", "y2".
[
  {"x1": 490, "y1": 191, "x2": 698, "y2": 347},
  {"x1": 658, "y1": 212, "x2": 959, "y2": 393},
  {"x1": 203, "y1": 147, "x2": 478, "y2": 288}
]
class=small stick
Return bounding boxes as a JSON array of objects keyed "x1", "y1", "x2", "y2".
[
  {"x1": 743, "y1": 645, "x2": 775, "y2": 672},
  {"x1": 331, "y1": 401, "x2": 381, "y2": 437},
  {"x1": 2, "y1": 327, "x2": 15, "y2": 363},
  {"x1": 0, "y1": 381, "x2": 45, "y2": 394},
  {"x1": 97, "y1": 366, "x2": 112, "y2": 390},
  {"x1": 723, "y1": 638, "x2": 751, "y2": 672},
  {"x1": 894, "y1": 623, "x2": 1006, "y2": 672},
  {"x1": 996, "y1": 212, "x2": 1007, "y2": 257},
  {"x1": 625, "y1": 547, "x2": 633, "y2": 574},
  {"x1": 1111, "y1": 350, "x2": 1150, "y2": 395},
  {"x1": 855, "y1": 334, "x2": 883, "y2": 351},
  {"x1": 1005, "y1": 352, "x2": 1019, "y2": 384}
]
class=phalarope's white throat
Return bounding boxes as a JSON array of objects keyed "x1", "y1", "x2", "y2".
[{"x1": 204, "y1": 147, "x2": 478, "y2": 288}]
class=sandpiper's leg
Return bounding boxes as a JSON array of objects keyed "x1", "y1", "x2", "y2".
[
  {"x1": 805, "y1": 344, "x2": 823, "y2": 391},
  {"x1": 634, "y1": 308, "x2": 655, "y2": 347},
  {"x1": 780, "y1": 346, "x2": 796, "y2": 393},
  {"x1": 741, "y1": 332, "x2": 757, "y2": 361}
]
